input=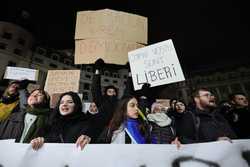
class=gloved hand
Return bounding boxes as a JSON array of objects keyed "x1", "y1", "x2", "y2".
[{"x1": 94, "y1": 58, "x2": 105, "y2": 71}]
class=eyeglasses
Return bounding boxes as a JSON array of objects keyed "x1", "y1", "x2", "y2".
[{"x1": 197, "y1": 93, "x2": 213, "y2": 98}]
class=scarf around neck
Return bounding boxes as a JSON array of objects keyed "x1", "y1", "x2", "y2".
[
  {"x1": 22, "y1": 106, "x2": 50, "y2": 143},
  {"x1": 147, "y1": 113, "x2": 172, "y2": 127},
  {"x1": 125, "y1": 118, "x2": 146, "y2": 144}
]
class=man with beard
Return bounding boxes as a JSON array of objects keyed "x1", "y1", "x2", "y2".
[{"x1": 191, "y1": 88, "x2": 237, "y2": 142}]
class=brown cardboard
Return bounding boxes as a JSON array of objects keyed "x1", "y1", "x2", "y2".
[
  {"x1": 50, "y1": 93, "x2": 62, "y2": 109},
  {"x1": 44, "y1": 70, "x2": 81, "y2": 95},
  {"x1": 74, "y1": 38, "x2": 145, "y2": 64},
  {"x1": 75, "y1": 9, "x2": 148, "y2": 44}
]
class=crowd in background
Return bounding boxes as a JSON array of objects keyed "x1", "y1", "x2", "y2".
[{"x1": 0, "y1": 59, "x2": 249, "y2": 150}]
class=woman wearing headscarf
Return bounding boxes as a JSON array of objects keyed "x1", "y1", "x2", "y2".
[
  {"x1": 31, "y1": 91, "x2": 92, "y2": 150},
  {"x1": 172, "y1": 100, "x2": 197, "y2": 144}
]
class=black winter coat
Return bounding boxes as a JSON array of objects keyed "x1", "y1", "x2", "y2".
[
  {"x1": 90, "y1": 74, "x2": 118, "y2": 141},
  {"x1": 172, "y1": 111, "x2": 197, "y2": 144},
  {"x1": 195, "y1": 109, "x2": 237, "y2": 142},
  {"x1": 44, "y1": 111, "x2": 92, "y2": 143}
]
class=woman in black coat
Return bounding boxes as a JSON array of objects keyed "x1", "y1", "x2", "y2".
[
  {"x1": 31, "y1": 91, "x2": 92, "y2": 150},
  {"x1": 171, "y1": 100, "x2": 197, "y2": 144}
]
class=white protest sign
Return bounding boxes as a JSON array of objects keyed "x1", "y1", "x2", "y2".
[
  {"x1": 4, "y1": 66, "x2": 39, "y2": 81},
  {"x1": 128, "y1": 39, "x2": 185, "y2": 90},
  {"x1": 0, "y1": 140, "x2": 249, "y2": 167}
]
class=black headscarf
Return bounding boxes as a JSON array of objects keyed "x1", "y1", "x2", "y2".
[{"x1": 54, "y1": 91, "x2": 85, "y2": 121}]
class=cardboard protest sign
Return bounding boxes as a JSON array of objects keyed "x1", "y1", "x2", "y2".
[
  {"x1": 75, "y1": 9, "x2": 148, "y2": 44},
  {"x1": 44, "y1": 70, "x2": 80, "y2": 95},
  {"x1": 75, "y1": 39, "x2": 144, "y2": 64},
  {"x1": 4, "y1": 66, "x2": 39, "y2": 81},
  {"x1": 128, "y1": 39, "x2": 185, "y2": 90}
]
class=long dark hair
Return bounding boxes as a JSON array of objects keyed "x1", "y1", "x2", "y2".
[{"x1": 107, "y1": 96, "x2": 149, "y2": 142}]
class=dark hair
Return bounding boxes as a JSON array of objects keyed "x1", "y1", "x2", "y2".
[
  {"x1": 55, "y1": 91, "x2": 82, "y2": 117},
  {"x1": 229, "y1": 92, "x2": 247, "y2": 101},
  {"x1": 104, "y1": 85, "x2": 118, "y2": 96},
  {"x1": 107, "y1": 97, "x2": 132, "y2": 140},
  {"x1": 3, "y1": 81, "x2": 20, "y2": 97},
  {"x1": 106, "y1": 96, "x2": 150, "y2": 142},
  {"x1": 174, "y1": 100, "x2": 186, "y2": 108},
  {"x1": 170, "y1": 98, "x2": 177, "y2": 106},
  {"x1": 29, "y1": 88, "x2": 50, "y2": 108},
  {"x1": 8, "y1": 80, "x2": 20, "y2": 86}
]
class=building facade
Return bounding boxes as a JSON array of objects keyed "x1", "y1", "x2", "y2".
[
  {"x1": 0, "y1": 21, "x2": 128, "y2": 100},
  {"x1": 159, "y1": 66, "x2": 250, "y2": 104}
]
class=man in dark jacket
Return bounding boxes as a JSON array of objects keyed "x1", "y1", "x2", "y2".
[
  {"x1": 225, "y1": 93, "x2": 249, "y2": 139},
  {"x1": 191, "y1": 88, "x2": 237, "y2": 143}
]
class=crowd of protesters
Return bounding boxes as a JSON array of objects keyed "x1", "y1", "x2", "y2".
[{"x1": 0, "y1": 59, "x2": 249, "y2": 151}]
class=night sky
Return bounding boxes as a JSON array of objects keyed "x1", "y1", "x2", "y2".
[{"x1": 2, "y1": 0, "x2": 250, "y2": 71}]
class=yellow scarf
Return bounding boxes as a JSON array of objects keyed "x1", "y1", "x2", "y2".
[{"x1": 0, "y1": 100, "x2": 19, "y2": 121}]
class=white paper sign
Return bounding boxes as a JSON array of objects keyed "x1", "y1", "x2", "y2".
[
  {"x1": 4, "y1": 66, "x2": 39, "y2": 81},
  {"x1": 128, "y1": 39, "x2": 185, "y2": 90}
]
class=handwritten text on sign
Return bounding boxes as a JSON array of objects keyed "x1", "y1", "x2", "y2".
[
  {"x1": 75, "y1": 39, "x2": 144, "y2": 64},
  {"x1": 128, "y1": 39, "x2": 185, "y2": 90},
  {"x1": 75, "y1": 9, "x2": 148, "y2": 44},
  {"x1": 44, "y1": 70, "x2": 80, "y2": 95}
]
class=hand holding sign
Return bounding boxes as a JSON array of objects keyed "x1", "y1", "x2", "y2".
[{"x1": 94, "y1": 58, "x2": 105, "y2": 71}]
